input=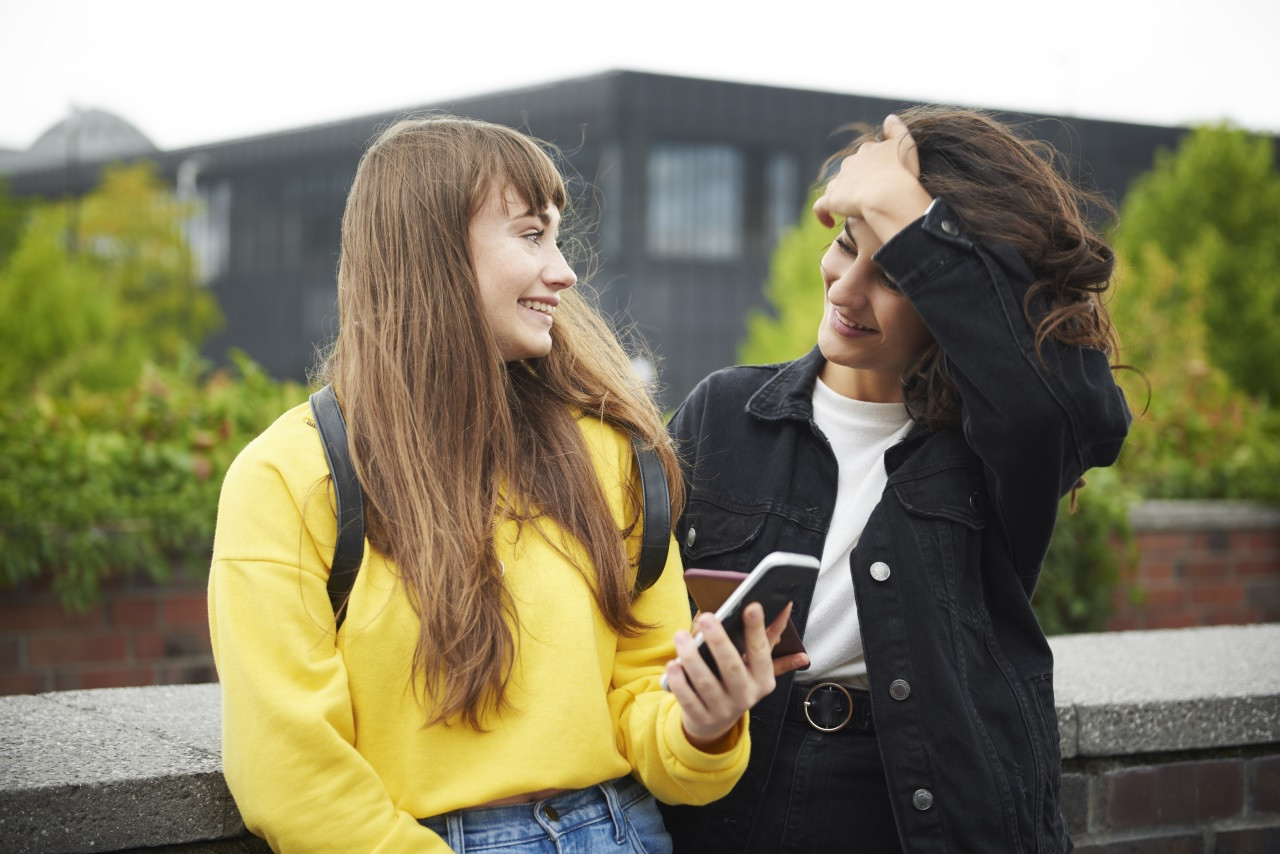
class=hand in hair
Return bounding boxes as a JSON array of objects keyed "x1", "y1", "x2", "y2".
[
  {"x1": 814, "y1": 114, "x2": 934, "y2": 245},
  {"x1": 665, "y1": 602, "x2": 792, "y2": 751}
]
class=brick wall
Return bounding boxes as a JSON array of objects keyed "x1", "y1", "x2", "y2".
[
  {"x1": 1108, "y1": 501, "x2": 1280, "y2": 632},
  {"x1": 1064, "y1": 750, "x2": 1280, "y2": 852},
  {"x1": 0, "y1": 568, "x2": 215, "y2": 696}
]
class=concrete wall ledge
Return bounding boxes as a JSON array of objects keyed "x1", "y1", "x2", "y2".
[
  {"x1": 2, "y1": 624, "x2": 1278, "y2": 853},
  {"x1": 1127, "y1": 498, "x2": 1280, "y2": 531}
]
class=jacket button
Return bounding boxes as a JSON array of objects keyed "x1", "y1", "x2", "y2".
[
  {"x1": 889, "y1": 679, "x2": 911, "y2": 700},
  {"x1": 940, "y1": 219, "x2": 959, "y2": 236},
  {"x1": 968, "y1": 493, "x2": 979, "y2": 511},
  {"x1": 684, "y1": 527, "x2": 696, "y2": 548},
  {"x1": 912, "y1": 788, "x2": 934, "y2": 811},
  {"x1": 869, "y1": 561, "x2": 891, "y2": 582}
]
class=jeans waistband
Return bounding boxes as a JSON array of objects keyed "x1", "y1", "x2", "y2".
[
  {"x1": 418, "y1": 775, "x2": 649, "y2": 848},
  {"x1": 786, "y1": 681, "x2": 875, "y2": 734}
]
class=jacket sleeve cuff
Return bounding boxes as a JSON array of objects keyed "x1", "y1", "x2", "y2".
[{"x1": 873, "y1": 197, "x2": 976, "y2": 293}]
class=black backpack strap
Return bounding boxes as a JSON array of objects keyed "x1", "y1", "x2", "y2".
[
  {"x1": 631, "y1": 436, "x2": 671, "y2": 593},
  {"x1": 309, "y1": 384, "x2": 365, "y2": 629}
]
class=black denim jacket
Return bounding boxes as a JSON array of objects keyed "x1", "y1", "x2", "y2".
[{"x1": 660, "y1": 201, "x2": 1131, "y2": 852}]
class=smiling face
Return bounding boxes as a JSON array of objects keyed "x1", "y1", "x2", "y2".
[
  {"x1": 816, "y1": 218, "x2": 934, "y2": 402},
  {"x1": 468, "y1": 184, "x2": 576, "y2": 362}
]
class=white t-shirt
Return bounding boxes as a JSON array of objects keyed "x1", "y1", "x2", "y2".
[{"x1": 798, "y1": 377, "x2": 913, "y2": 688}]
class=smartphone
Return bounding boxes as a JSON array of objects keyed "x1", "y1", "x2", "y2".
[
  {"x1": 663, "y1": 551, "x2": 819, "y2": 690},
  {"x1": 684, "y1": 569, "x2": 808, "y2": 661}
]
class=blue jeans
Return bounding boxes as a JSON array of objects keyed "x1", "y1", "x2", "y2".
[{"x1": 419, "y1": 776, "x2": 673, "y2": 853}]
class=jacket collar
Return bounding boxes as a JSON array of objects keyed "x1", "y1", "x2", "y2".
[
  {"x1": 746, "y1": 346, "x2": 939, "y2": 476},
  {"x1": 744, "y1": 346, "x2": 827, "y2": 422}
]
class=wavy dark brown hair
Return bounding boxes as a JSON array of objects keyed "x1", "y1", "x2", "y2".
[
  {"x1": 826, "y1": 106, "x2": 1122, "y2": 430},
  {"x1": 319, "y1": 117, "x2": 682, "y2": 728}
]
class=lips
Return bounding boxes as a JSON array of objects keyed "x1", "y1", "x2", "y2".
[{"x1": 833, "y1": 308, "x2": 875, "y2": 333}]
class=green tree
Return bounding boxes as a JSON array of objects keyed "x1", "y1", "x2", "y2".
[
  {"x1": 739, "y1": 193, "x2": 834, "y2": 364},
  {"x1": 0, "y1": 162, "x2": 222, "y2": 397},
  {"x1": 1112, "y1": 125, "x2": 1280, "y2": 402}
]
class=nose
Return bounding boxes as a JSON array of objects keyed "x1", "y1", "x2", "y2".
[
  {"x1": 546, "y1": 249, "x2": 576, "y2": 291},
  {"x1": 827, "y1": 255, "x2": 876, "y2": 307}
]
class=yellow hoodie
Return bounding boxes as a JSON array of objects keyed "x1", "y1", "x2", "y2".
[{"x1": 208, "y1": 402, "x2": 748, "y2": 852}]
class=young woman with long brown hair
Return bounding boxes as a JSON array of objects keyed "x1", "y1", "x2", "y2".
[
  {"x1": 659, "y1": 108, "x2": 1132, "y2": 852},
  {"x1": 208, "y1": 117, "x2": 783, "y2": 853}
]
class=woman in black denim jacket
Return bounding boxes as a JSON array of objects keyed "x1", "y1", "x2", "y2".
[{"x1": 659, "y1": 109, "x2": 1132, "y2": 852}]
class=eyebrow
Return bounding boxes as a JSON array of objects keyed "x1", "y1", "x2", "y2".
[
  {"x1": 843, "y1": 220, "x2": 856, "y2": 243},
  {"x1": 517, "y1": 207, "x2": 553, "y2": 226}
]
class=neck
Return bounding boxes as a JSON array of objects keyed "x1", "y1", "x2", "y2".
[{"x1": 818, "y1": 361, "x2": 903, "y2": 403}]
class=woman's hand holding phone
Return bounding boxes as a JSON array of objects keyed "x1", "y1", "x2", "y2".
[{"x1": 665, "y1": 601, "x2": 792, "y2": 751}]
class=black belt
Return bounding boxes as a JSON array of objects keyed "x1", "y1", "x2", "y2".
[{"x1": 785, "y1": 681, "x2": 875, "y2": 734}]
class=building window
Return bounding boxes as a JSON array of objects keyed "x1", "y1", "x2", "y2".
[
  {"x1": 765, "y1": 152, "x2": 800, "y2": 249},
  {"x1": 646, "y1": 143, "x2": 743, "y2": 259},
  {"x1": 188, "y1": 180, "x2": 231, "y2": 283}
]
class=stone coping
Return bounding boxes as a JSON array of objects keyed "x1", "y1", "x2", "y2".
[
  {"x1": 2, "y1": 624, "x2": 1278, "y2": 852},
  {"x1": 1128, "y1": 499, "x2": 1280, "y2": 531},
  {"x1": 1050, "y1": 623, "x2": 1280, "y2": 759}
]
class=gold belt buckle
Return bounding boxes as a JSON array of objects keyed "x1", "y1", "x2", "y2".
[{"x1": 803, "y1": 682, "x2": 854, "y2": 733}]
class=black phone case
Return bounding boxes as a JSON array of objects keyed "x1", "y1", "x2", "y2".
[{"x1": 695, "y1": 563, "x2": 818, "y2": 677}]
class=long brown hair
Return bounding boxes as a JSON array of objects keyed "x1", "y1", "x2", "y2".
[
  {"x1": 320, "y1": 117, "x2": 682, "y2": 727},
  {"x1": 827, "y1": 106, "x2": 1121, "y2": 429}
]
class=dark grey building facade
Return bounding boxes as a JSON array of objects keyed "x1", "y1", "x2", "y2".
[{"x1": 4, "y1": 71, "x2": 1188, "y2": 407}]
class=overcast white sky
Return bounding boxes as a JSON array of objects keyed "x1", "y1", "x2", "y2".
[{"x1": 3, "y1": 0, "x2": 1278, "y2": 152}]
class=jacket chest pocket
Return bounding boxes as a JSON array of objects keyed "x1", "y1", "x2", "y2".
[
  {"x1": 678, "y1": 500, "x2": 769, "y2": 566},
  {"x1": 890, "y1": 465, "x2": 986, "y2": 528},
  {"x1": 888, "y1": 466, "x2": 987, "y2": 611}
]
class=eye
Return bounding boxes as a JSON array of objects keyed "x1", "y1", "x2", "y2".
[
  {"x1": 524, "y1": 228, "x2": 546, "y2": 245},
  {"x1": 834, "y1": 235, "x2": 857, "y2": 258},
  {"x1": 879, "y1": 271, "x2": 902, "y2": 293}
]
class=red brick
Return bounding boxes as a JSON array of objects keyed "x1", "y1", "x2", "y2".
[
  {"x1": 0, "y1": 600, "x2": 105, "y2": 633},
  {"x1": 1134, "y1": 531, "x2": 1193, "y2": 554},
  {"x1": 0, "y1": 637, "x2": 21, "y2": 670},
  {"x1": 1138, "y1": 587, "x2": 1190, "y2": 610},
  {"x1": 109, "y1": 597, "x2": 159, "y2": 628},
  {"x1": 0, "y1": 672, "x2": 47, "y2": 696},
  {"x1": 1243, "y1": 531, "x2": 1280, "y2": 553},
  {"x1": 161, "y1": 593, "x2": 210, "y2": 627},
  {"x1": 1251, "y1": 756, "x2": 1280, "y2": 814},
  {"x1": 133, "y1": 631, "x2": 167, "y2": 660},
  {"x1": 27, "y1": 633, "x2": 129, "y2": 666},
  {"x1": 1196, "y1": 607, "x2": 1249, "y2": 627},
  {"x1": 78, "y1": 668, "x2": 153, "y2": 690},
  {"x1": 1190, "y1": 584, "x2": 1244, "y2": 605},
  {"x1": 1184, "y1": 557, "x2": 1233, "y2": 580},
  {"x1": 1136, "y1": 559, "x2": 1177, "y2": 583},
  {"x1": 1152, "y1": 763, "x2": 1198, "y2": 821},
  {"x1": 1107, "y1": 768, "x2": 1158, "y2": 827},
  {"x1": 1236, "y1": 557, "x2": 1280, "y2": 577},
  {"x1": 1195, "y1": 760, "x2": 1244, "y2": 820}
]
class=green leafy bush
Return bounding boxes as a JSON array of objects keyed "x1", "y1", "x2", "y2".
[
  {"x1": 0, "y1": 350, "x2": 305, "y2": 610},
  {"x1": 1031, "y1": 468, "x2": 1139, "y2": 635}
]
